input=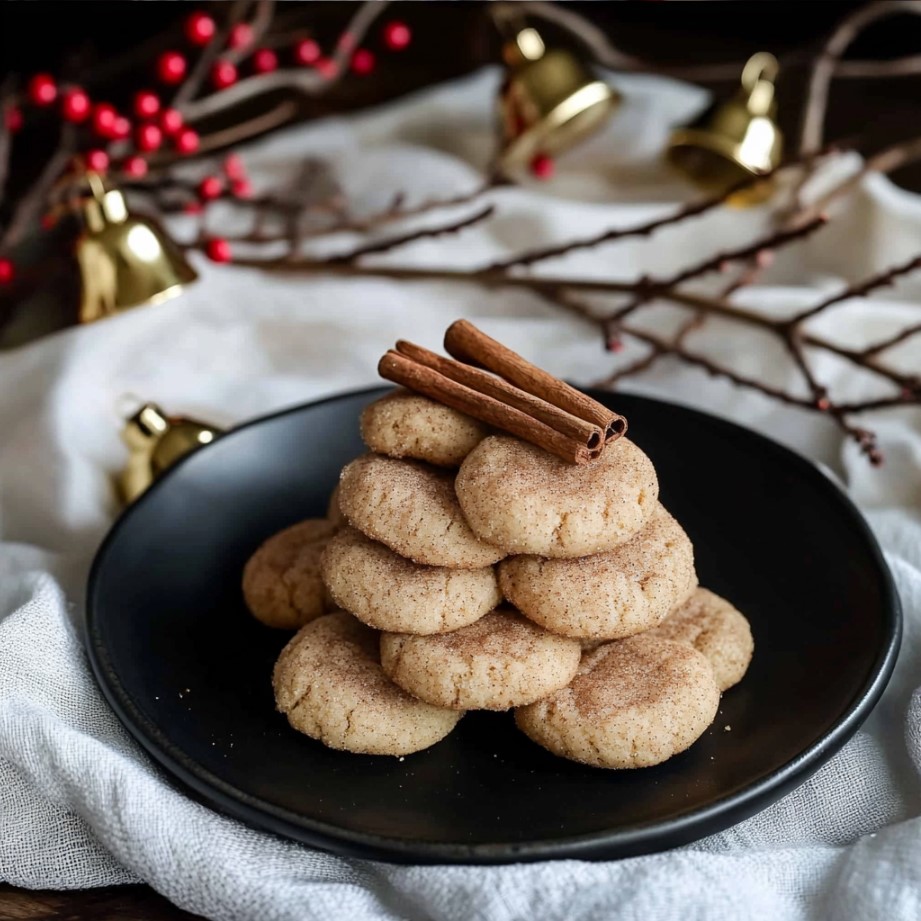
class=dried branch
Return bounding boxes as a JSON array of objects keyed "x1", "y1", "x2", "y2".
[
  {"x1": 800, "y1": 0, "x2": 921, "y2": 155},
  {"x1": 324, "y1": 205, "x2": 496, "y2": 264},
  {"x1": 790, "y1": 253, "x2": 921, "y2": 324},
  {"x1": 179, "y1": 1, "x2": 388, "y2": 124}
]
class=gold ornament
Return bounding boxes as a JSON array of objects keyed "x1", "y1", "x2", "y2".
[
  {"x1": 496, "y1": 16, "x2": 621, "y2": 172},
  {"x1": 118, "y1": 402, "x2": 222, "y2": 503},
  {"x1": 666, "y1": 52, "x2": 783, "y2": 205},
  {"x1": 76, "y1": 172, "x2": 198, "y2": 324}
]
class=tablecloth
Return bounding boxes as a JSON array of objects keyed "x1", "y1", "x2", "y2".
[{"x1": 1, "y1": 68, "x2": 920, "y2": 921}]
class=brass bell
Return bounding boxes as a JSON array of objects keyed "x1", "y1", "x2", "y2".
[
  {"x1": 496, "y1": 16, "x2": 621, "y2": 172},
  {"x1": 76, "y1": 172, "x2": 198, "y2": 324},
  {"x1": 666, "y1": 52, "x2": 783, "y2": 205},
  {"x1": 118, "y1": 402, "x2": 222, "y2": 503}
]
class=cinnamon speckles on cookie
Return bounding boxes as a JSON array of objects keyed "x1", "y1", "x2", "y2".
[
  {"x1": 380, "y1": 607, "x2": 581, "y2": 711},
  {"x1": 515, "y1": 634, "x2": 720, "y2": 768},
  {"x1": 273, "y1": 611, "x2": 462, "y2": 756},
  {"x1": 322, "y1": 526, "x2": 500, "y2": 634},
  {"x1": 499, "y1": 504, "x2": 697, "y2": 640},
  {"x1": 360, "y1": 389, "x2": 489, "y2": 467},
  {"x1": 338, "y1": 453, "x2": 506, "y2": 569},
  {"x1": 243, "y1": 518, "x2": 337, "y2": 630},
  {"x1": 455, "y1": 435, "x2": 658, "y2": 558},
  {"x1": 648, "y1": 588, "x2": 753, "y2": 691}
]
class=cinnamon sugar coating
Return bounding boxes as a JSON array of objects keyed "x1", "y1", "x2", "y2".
[
  {"x1": 322, "y1": 526, "x2": 500, "y2": 634},
  {"x1": 338, "y1": 454, "x2": 506, "y2": 569},
  {"x1": 360, "y1": 389, "x2": 489, "y2": 467},
  {"x1": 273, "y1": 611, "x2": 462, "y2": 755},
  {"x1": 515, "y1": 634, "x2": 720, "y2": 768},
  {"x1": 242, "y1": 519, "x2": 337, "y2": 629},
  {"x1": 648, "y1": 588, "x2": 753, "y2": 691},
  {"x1": 456, "y1": 436, "x2": 658, "y2": 558},
  {"x1": 499, "y1": 504, "x2": 697, "y2": 640},
  {"x1": 380, "y1": 606, "x2": 581, "y2": 711}
]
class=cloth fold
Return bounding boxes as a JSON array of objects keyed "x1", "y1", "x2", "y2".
[{"x1": 1, "y1": 69, "x2": 920, "y2": 920}]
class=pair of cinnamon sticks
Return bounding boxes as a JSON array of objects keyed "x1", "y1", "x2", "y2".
[{"x1": 378, "y1": 320, "x2": 626, "y2": 465}]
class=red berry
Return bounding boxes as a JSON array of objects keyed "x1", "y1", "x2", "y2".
[
  {"x1": 229, "y1": 23, "x2": 253, "y2": 50},
  {"x1": 184, "y1": 201, "x2": 203, "y2": 215},
  {"x1": 252, "y1": 48, "x2": 278, "y2": 74},
  {"x1": 198, "y1": 176, "x2": 223, "y2": 200},
  {"x1": 157, "y1": 52, "x2": 187, "y2": 85},
  {"x1": 0, "y1": 259, "x2": 14, "y2": 285},
  {"x1": 28, "y1": 74, "x2": 57, "y2": 106},
  {"x1": 92, "y1": 103, "x2": 117, "y2": 137},
  {"x1": 175, "y1": 128, "x2": 200, "y2": 154},
  {"x1": 6, "y1": 107, "x2": 23, "y2": 132},
  {"x1": 223, "y1": 154, "x2": 245, "y2": 179},
  {"x1": 112, "y1": 116, "x2": 131, "y2": 140},
  {"x1": 86, "y1": 149, "x2": 110, "y2": 172},
  {"x1": 231, "y1": 178, "x2": 252, "y2": 198},
  {"x1": 41, "y1": 214, "x2": 57, "y2": 231},
  {"x1": 61, "y1": 88, "x2": 91, "y2": 122},
  {"x1": 211, "y1": 60, "x2": 238, "y2": 90},
  {"x1": 160, "y1": 108, "x2": 183, "y2": 135},
  {"x1": 816, "y1": 396, "x2": 831, "y2": 411},
  {"x1": 351, "y1": 49, "x2": 375, "y2": 75},
  {"x1": 136, "y1": 123, "x2": 162, "y2": 152},
  {"x1": 134, "y1": 91, "x2": 161, "y2": 119},
  {"x1": 206, "y1": 238, "x2": 232, "y2": 263},
  {"x1": 294, "y1": 39, "x2": 321, "y2": 66},
  {"x1": 123, "y1": 156, "x2": 148, "y2": 178},
  {"x1": 315, "y1": 58, "x2": 337, "y2": 79},
  {"x1": 382, "y1": 21, "x2": 411, "y2": 51},
  {"x1": 185, "y1": 12, "x2": 216, "y2": 46},
  {"x1": 529, "y1": 153, "x2": 554, "y2": 179}
]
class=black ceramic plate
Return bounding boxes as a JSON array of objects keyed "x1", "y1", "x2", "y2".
[{"x1": 86, "y1": 388, "x2": 900, "y2": 864}]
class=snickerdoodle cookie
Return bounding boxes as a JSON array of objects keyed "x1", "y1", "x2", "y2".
[
  {"x1": 360, "y1": 389, "x2": 489, "y2": 467},
  {"x1": 499, "y1": 505, "x2": 696, "y2": 640},
  {"x1": 515, "y1": 634, "x2": 720, "y2": 768},
  {"x1": 455, "y1": 436, "x2": 658, "y2": 558},
  {"x1": 273, "y1": 611, "x2": 463, "y2": 755},
  {"x1": 338, "y1": 454, "x2": 505, "y2": 569},
  {"x1": 380, "y1": 607, "x2": 581, "y2": 711},
  {"x1": 322, "y1": 526, "x2": 501, "y2": 634},
  {"x1": 242, "y1": 518, "x2": 337, "y2": 629},
  {"x1": 648, "y1": 588, "x2": 753, "y2": 691}
]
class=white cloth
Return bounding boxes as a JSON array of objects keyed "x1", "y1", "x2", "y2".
[{"x1": 1, "y1": 69, "x2": 920, "y2": 920}]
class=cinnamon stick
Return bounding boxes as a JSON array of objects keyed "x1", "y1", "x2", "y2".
[
  {"x1": 444, "y1": 319, "x2": 627, "y2": 442},
  {"x1": 395, "y1": 340, "x2": 605, "y2": 449},
  {"x1": 378, "y1": 350, "x2": 600, "y2": 465}
]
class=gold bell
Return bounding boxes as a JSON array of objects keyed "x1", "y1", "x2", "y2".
[
  {"x1": 666, "y1": 52, "x2": 783, "y2": 204},
  {"x1": 496, "y1": 17, "x2": 621, "y2": 172},
  {"x1": 118, "y1": 402, "x2": 222, "y2": 503},
  {"x1": 77, "y1": 172, "x2": 198, "y2": 324}
]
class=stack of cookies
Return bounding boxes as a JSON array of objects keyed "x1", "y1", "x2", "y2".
[{"x1": 244, "y1": 385, "x2": 754, "y2": 768}]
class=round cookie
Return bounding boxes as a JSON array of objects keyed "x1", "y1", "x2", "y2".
[
  {"x1": 648, "y1": 588, "x2": 753, "y2": 691},
  {"x1": 499, "y1": 504, "x2": 697, "y2": 641},
  {"x1": 380, "y1": 607, "x2": 581, "y2": 711},
  {"x1": 243, "y1": 518, "x2": 337, "y2": 629},
  {"x1": 361, "y1": 389, "x2": 489, "y2": 467},
  {"x1": 515, "y1": 634, "x2": 720, "y2": 769},
  {"x1": 338, "y1": 454, "x2": 505, "y2": 569},
  {"x1": 456, "y1": 435, "x2": 659, "y2": 558},
  {"x1": 322, "y1": 526, "x2": 501, "y2": 634},
  {"x1": 273, "y1": 611, "x2": 463, "y2": 755}
]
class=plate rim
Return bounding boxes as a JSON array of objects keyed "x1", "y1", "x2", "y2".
[{"x1": 85, "y1": 386, "x2": 903, "y2": 864}]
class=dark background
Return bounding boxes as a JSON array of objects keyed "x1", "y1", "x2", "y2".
[{"x1": 2, "y1": 2, "x2": 921, "y2": 187}]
